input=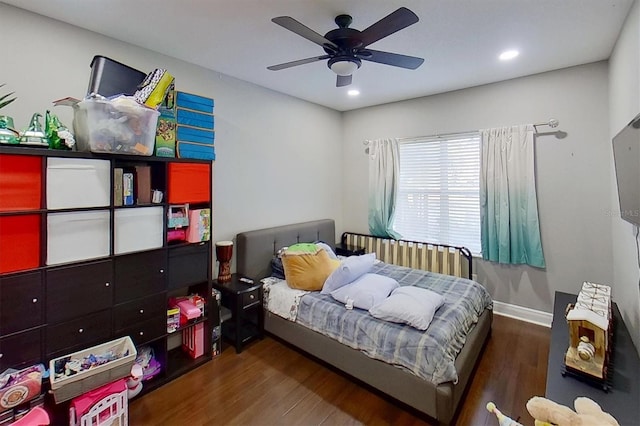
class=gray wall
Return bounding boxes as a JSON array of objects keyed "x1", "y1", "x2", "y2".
[
  {"x1": 609, "y1": 0, "x2": 640, "y2": 355},
  {"x1": 342, "y1": 63, "x2": 614, "y2": 316},
  {"x1": 0, "y1": 4, "x2": 344, "y2": 272}
]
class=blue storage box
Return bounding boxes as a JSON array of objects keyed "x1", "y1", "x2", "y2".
[
  {"x1": 176, "y1": 92, "x2": 214, "y2": 114},
  {"x1": 177, "y1": 108, "x2": 214, "y2": 130},
  {"x1": 177, "y1": 126, "x2": 215, "y2": 145},
  {"x1": 177, "y1": 141, "x2": 215, "y2": 161}
]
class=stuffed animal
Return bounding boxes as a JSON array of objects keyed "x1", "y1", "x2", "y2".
[{"x1": 526, "y1": 396, "x2": 619, "y2": 426}]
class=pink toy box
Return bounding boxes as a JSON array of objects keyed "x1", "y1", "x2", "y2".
[
  {"x1": 69, "y1": 378, "x2": 127, "y2": 426},
  {"x1": 176, "y1": 299, "x2": 201, "y2": 325},
  {"x1": 182, "y1": 323, "x2": 205, "y2": 359}
]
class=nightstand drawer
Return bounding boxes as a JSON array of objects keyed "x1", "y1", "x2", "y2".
[{"x1": 242, "y1": 288, "x2": 260, "y2": 309}]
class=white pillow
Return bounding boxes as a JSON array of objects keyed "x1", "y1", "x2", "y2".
[
  {"x1": 321, "y1": 253, "x2": 376, "y2": 294},
  {"x1": 330, "y1": 273, "x2": 399, "y2": 310},
  {"x1": 369, "y1": 286, "x2": 445, "y2": 330}
]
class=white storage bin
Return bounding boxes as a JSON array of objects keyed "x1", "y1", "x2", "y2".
[
  {"x1": 73, "y1": 98, "x2": 159, "y2": 155},
  {"x1": 114, "y1": 207, "x2": 163, "y2": 254},
  {"x1": 46, "y1": 158, "x2": 110, "y2": 209},
  {"x1": 50, "y1": 336, "x2": 136, "y2": 403},
  {"x1": 47, "y1": 210, "x2": 110, "y2": 265}
]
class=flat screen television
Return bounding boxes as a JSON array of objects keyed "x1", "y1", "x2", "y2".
[{"x1": 612, "y1": 112, "x2": 640, "y2": 226}]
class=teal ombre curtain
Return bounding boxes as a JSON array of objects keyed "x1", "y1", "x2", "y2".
[
  {"x1": 368, "y1": 138, "x2": 402, "y2": 239},
  {"x1": 480, "y1": 125, "x2": 545, "y2": 268}
]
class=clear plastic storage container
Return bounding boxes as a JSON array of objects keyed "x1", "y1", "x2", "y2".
[{"x1": 73, "y1": 98, "x2": 159, "y2": 155}]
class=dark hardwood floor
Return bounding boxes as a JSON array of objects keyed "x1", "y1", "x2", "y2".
[{"x1": 130, "y1": 315, "x2": 550, "y2": 425}]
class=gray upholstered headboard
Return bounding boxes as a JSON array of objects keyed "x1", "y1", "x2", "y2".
[{"x1": 236, "y1": 219, "x2": 336, "y2": 280}]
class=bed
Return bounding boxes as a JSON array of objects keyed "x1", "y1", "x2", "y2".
[{"x1": 236, "y1": 219, "x2": 492, "y2": 425}]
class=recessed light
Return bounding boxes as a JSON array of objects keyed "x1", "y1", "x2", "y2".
[
  {"x1": 499, "y1": 50, "x2": 519, "y2": 61},
  {"x1": 348, "y1": 89, "x2": 360, "y2": 96}
]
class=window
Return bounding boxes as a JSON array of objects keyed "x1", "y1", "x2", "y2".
[{"x1": 393, "y1": 132, "x2": 481, "y2": 254}]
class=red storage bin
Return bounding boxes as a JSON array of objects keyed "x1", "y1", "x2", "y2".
[
  {"x1": 0, "y1": 214, "x2": 40, "y2": 273},
  {"x1": 0, "y1": 154, "x2": 42, "y2": 211},
  {"x1": 168, "y1": 163, "x2": 211, "y2": 204}
]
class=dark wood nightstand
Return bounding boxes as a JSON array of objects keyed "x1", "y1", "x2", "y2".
[
  {"x1": 334, "y1": 242, "x2": 365, "y2": 257},
  {"x1": 212, "y1": 274, "x2": 263, "y2": 353}
]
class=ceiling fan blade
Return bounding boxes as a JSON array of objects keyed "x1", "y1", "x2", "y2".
[
  {"x1": 267, "y1": 55, "x2": 330, "y2": 71},
  {"x1": 359, "y1": 7, "x2": 419, "y2": 47},
  {"x1": 336, "y1": 74, "x2": 352, "y2": 87},
  {"x1": 272, "y1": 16, "x2": 338, "y2": 50},
  {"x1": 360, "y1": 49, "x2": 424, "y2": 69}
]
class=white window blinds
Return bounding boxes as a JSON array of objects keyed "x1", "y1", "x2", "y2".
[{"x1": 393, "y1": 132, "x2": 481, "y2": 255}]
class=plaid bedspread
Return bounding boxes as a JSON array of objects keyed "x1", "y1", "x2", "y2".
[{"x1": 294, "y1": 262, "x2": 493, "y2": 385}]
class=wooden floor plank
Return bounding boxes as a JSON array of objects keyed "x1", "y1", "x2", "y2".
[{"x1": 130, "y1": 315, "x2": 550, "y2": 425}]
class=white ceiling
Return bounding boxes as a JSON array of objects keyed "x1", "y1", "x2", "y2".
[{"x1": 2, "y1": 0, "x2": 634, "y2": 111}]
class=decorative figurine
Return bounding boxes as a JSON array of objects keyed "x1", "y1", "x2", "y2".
[
  {"x1": 563, "y1": 281, "x2": 612, "y2": 391},
  {"x1": 0, "y1": 115, "x2": 19, "y2": 144},
  {"x1": 45, "y1": 110, "x2": 75, "y2": 150},
  {"x1": 19, "y1": 113, "x2": 49, "y2": 147}
]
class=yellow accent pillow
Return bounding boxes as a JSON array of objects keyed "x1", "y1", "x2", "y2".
[{"x1": 282, "y1": 248, "x2": 340, "y2": 291}]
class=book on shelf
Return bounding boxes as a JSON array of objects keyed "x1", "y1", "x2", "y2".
[
  {"x1": 135, "y1": 165, "x2": 151, "y2": 204},
  {"x1": 113, "y1": 168, "x2": 123, "y2": 207},
  {"x1": 123, "y1": 172, "x2": 134, "y2": 206},
  {"x1": 187, "y1": 208, "x2": 211, "y2": 243}
]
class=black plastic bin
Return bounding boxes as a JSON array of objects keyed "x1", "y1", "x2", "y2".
[{"x1": 87, "y1": 55, "x2": 146, "y2": 97}]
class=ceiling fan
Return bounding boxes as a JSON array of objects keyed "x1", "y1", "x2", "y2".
[{"x1": 267, "y1": 7, "x2": 424, "y2": 87}]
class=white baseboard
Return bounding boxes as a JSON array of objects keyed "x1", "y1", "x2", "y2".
[{"x1": 492, "y1": 300, "x2": 552, "y2": 328}]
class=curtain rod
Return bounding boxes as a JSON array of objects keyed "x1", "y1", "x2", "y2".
[
  {"x1": 533, "y1": 118, "x2": 560, "y2": 129},
  {"x1": 363, "y1": 118, "x2": 561, "y2": 146}
]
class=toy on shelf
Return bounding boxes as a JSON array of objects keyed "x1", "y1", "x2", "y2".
[
  {"x1": 7, "y1": 406, "x2": 49, "y2": 426},
  {"x1": 19, "y1": 113, "x2": 49, "y2": 147},
  {"x1": 69, "y1": 378, "x2": 128, "y2": 426},
  {"x1": 486, "y1": 402, "x2": 522, "y2": 426},
  {"x1": 0, "y1": 115, "x2": 19, "y2": 144},
  {"x1": 135, "y1": 346, "x2": 161, "y2": 382},
  {"x1": 126, "y1": 364, "x2": 143, "y2": 399},
  {"x1": 169, "y1": 296, "x2": 204, "y2": 325},
  {"x1": 167, "y1": 307, "x2": 180, "y2": 333},
  {"x1": 45, "y1": 110, "x2": 75, "y2": 150},
  {"x1": 0, "y1": 364, "x2": 44, "y2": 411},
  {"x1": 563, "y1": 281, "x2": 613, "y2": 390},
  {"x1": 168, "y1": 204, "x2": 189, "y2": 229}
]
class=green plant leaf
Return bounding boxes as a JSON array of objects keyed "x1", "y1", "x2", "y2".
[{"x1": 0, "y1": 90, "x2": 16, "y2": 110}]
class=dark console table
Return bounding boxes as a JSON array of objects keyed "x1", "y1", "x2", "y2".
[{"x1": 546, "y1": 292, "x2": 640, "y2": 425}]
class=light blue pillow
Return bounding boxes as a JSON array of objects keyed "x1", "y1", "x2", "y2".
[
  {"x1": 315, "y1": 241, "x2": 338, "y2": 260},
  {"x1": 321, "y1": 253, "x2": 376, "y2": 294},
  {"x1": 330, "y1": 273, "x2": 399, "y2": 310},
  {"x1": 369, "y1": 286, "x2": 445, "y2": 330}
]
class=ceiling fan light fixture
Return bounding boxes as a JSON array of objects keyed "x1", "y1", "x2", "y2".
[{"x1": 329, "y1": 59, "x2": 359, "y2": 76}]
